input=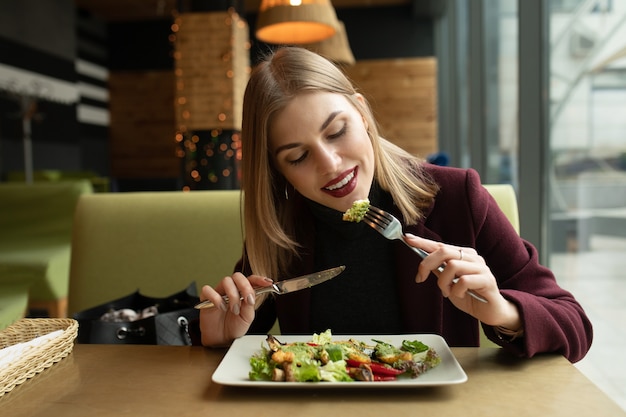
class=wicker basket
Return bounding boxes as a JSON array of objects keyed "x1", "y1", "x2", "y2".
[{"x1": 0, "y1": 318, "x2": 78, "y2": 397}]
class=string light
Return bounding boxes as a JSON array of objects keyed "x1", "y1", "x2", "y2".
[{"x1": 172, "y1": 8, "x2": 249, "y2": 189}]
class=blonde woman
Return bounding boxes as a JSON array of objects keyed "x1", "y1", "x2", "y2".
[{"x1": 199, "y1": 47, "x2": 592, "y2": 363}]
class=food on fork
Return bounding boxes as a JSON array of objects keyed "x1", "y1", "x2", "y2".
[
  {"x1": 342, "y1": 199, "x2": 370, "y2": 222},
  {"x1": 248, "y1": 329, "x2": 441, "y2": 382}
]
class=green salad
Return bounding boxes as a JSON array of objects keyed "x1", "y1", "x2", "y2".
[
  {"x1": 249, "y1": 330, "x2": 441, "y2": 382},
  {"x1": 342, "y1": 199, "x2": 370, "y2": 223}
]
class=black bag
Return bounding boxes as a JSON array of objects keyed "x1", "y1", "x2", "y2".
[{"x1": 73, "y1": 282, "x2": 201, "y2": 345}]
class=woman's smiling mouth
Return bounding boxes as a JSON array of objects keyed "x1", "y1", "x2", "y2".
[
  {"x1": 325, "y1": 170, "x2": 355, "y2": 191},
  {"x1": 322, "y1": 168, "x2": 359, "y2": 199}
]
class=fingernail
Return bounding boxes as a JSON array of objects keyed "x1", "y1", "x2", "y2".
[
  {"x1": 232, "y1": 303, "x2": 240, "y2": 315},
  {"x1": 263, "y1": 277, "x2": 274, "y2": 283},
  {"x1": 219, "y1": 301, "x2": 228, "y2": 312},
  {"x1": 246, "y1": 293, "x2": 255, "y2": 305}
]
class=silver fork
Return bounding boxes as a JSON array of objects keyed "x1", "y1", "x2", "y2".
[{"x1": 362, "y1": 205, "x2": 488, "y2": 303}]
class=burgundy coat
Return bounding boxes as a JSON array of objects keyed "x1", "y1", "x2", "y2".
[{"x1": 244, "y1": 165, "x2": 593, "y2": 363}]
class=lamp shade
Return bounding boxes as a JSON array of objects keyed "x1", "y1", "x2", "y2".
[
  {"x1": 305, "y1": 21, "x2": 355, "y2": 65},
  {"x1": 256, "y1": 0, "x2": 339, "y2": 44}
]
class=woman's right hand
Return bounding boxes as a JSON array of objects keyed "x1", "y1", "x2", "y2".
[{"x1": 199, "y1": 272, "x2": 274, "y2": 347}]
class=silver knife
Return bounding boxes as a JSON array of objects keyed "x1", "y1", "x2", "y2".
[{"x1": 194, "y1": 265, "x2": 346, "y2": 309}]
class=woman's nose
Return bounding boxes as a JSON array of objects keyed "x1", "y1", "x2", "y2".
[{"x1": 315, "y1": 145, "x2": 341, "y2": 173}]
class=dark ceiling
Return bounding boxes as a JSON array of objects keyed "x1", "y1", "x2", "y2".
[{"x1": 75, "y1": 0, "x2": 414, "y2": 21}]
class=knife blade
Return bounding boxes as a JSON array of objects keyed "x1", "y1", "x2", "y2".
[{"x1": 194, "y1": 265, "x2": 346, "y2": 309}]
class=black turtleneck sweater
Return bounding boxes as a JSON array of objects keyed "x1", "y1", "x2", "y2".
[{"x1": 306, "y1": 188, "x2": 404, "y2": 334}]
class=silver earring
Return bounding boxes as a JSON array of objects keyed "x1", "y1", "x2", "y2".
[{"x1": 284, "y1": 184, "x2": 289, "y2": 200}]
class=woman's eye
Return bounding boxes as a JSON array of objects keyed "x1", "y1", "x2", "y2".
[
  {"x1": 328, "y1": 124, "x2": 347, "y2": 139},
  {"x1": 288, "y1": 152, "x2": 308, "y2": 165}
]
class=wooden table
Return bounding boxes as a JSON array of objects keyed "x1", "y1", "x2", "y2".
[{"x1": 1, "y1": 344, "x2": 623, "y2": 417}]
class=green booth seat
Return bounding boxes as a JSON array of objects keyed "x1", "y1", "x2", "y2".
[
  {"x1": 0, "y1": 281, "x2": 29, "y2": 330},
  {"x1": 67, "y1": 190, "x2": 245, "y2": 315},
  {"x1": 0, "y1": 180, "x2": 94, "y2": 319},
  {"x1": 6, "y1": 170, "x2": 110, "y2": 193},
  {"x1": 65, "y1": 185, "x2": 518, "y2": 343}
]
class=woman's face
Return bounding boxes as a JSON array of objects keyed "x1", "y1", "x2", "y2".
[{"x1": 269, "y1": 92, "x2": 375, "y2": 212}]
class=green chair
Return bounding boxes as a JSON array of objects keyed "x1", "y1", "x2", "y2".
[
  {"x1": 483, "y1": 184, "x2": 520, "y2": 234},
  {"x1": 67, "y1": 185, "x2": 519, "y2": 342},
  {"x1": 67, "y1": 190, "x2": 245, "y2": 316},
  {"x1": 0, "y1": 180, "x2": 93, "y2": 321},
  {"x1": 0, "y1": 282, "x2": 29, "y2": 330},
  {"x1": 481, "y1": 184, "x2": 520, "y2": 347}
]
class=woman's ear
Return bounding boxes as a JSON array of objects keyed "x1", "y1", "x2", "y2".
[{"x1": 354, "y1": 94, "x2": 369, "y2": 129}]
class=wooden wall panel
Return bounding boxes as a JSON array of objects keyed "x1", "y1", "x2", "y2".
[
  {"x1": 174, "y1": 11, "x2": 250, "y2": 131},
  {"x1": 108, "y1": 70, "x2": 179, "y2": 178},
  {"x1": 107, "y1": 11, "x2": 250, "y2": 182},
  {"x1": 344, "y1": 57, "x2": 438, "y2": 158}
]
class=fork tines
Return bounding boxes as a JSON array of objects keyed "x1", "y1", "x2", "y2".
[
  {"x1": 366, "y1": 205, "x2": 389, "y2": 218},
  {"x1": 362, "y1": 209, "x2": 388, "y2": 231},
  {"x1": 363, "y1": 205, "x2": 391, "y2": 224}
]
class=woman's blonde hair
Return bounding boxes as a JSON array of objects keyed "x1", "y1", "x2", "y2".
[{"x1": 241, "y1": 46, "x2": 438, "y2": 281}]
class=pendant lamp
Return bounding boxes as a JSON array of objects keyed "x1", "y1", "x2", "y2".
[
  {"x1": 305, "y1": 21, "x2": 355, "y2": 65},
  {"x1": 256, "y1": 0, "x2": 340, "y2": 44}
]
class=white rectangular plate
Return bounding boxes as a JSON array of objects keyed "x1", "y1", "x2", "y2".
[{"x1": 212, "y1": 333, "x2": 467, "y2": 388}]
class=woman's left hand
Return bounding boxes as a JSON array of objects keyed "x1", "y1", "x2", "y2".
[{"x1": 403, "y1": 233, "x2": 521, "y2": 330}]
